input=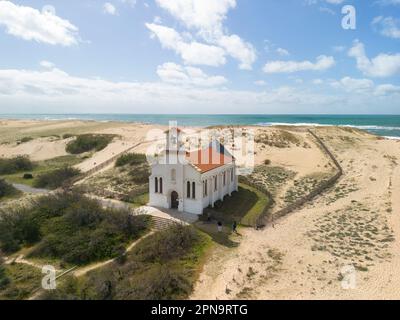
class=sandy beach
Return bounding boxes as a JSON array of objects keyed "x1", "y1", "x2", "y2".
[{"x1": 1, "y1": 119, "x2": 400, "y2": 300}]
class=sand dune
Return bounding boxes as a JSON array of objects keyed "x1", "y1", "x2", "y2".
[{"x1": 1, "y1": 120, "x2": 400, "y2": 300}]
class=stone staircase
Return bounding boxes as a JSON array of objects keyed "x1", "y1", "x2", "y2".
[{"x1": 150, "y1": 215, "x2": 181, "y2": 231}]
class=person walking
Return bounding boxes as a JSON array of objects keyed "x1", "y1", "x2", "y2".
[
  {"x1": 232, "y1": 220, "x2": 238, "y2": 234},
  {"x1": 217, "y1": 221, "x2": 222, "y2": 233}
]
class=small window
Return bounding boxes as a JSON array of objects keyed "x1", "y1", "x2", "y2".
[
  {"x1": 187, "y1": 181, "x2": 191, "y2": 198},
  {"x1": 205, "y1": 180, "x2": 208, "y2": 196},
  {"x1": 155, "y1": 177, "x2": 158, "y2": 193},
  {"x1": 171, "y1": 169, "x2": 176, "y2": 182},
  {"x1": 231, "y1": 168, "x2": 234, "y2": 182},
  {"x1": 159, "y1": 177, "x2": 163, "y2": 194},
  {"x1": 214, "y1": 176, "x2": 217, "y2": 191},
  {"x1": 223, "y1": 172, "x2": 226, "y2": 186},
  {"x1": 192, "y1": 182, "x2": 196, "y2": 199}
]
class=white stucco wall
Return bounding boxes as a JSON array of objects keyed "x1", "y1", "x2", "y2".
[{"x1": 149, "y1": 159, "x2": 238, "y2": 215}]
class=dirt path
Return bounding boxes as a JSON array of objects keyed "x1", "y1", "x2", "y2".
[{"x1": 73, "y1": 231, "x2": 155, "y2": 277}]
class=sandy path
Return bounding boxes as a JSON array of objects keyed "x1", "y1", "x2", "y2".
[{"x1": 73, "y1": 231, "x2": 155, "y2": 277}]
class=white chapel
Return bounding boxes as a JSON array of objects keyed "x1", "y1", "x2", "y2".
[{"x1": 149, "y1": 128, "x2": 238, "y2": 215}]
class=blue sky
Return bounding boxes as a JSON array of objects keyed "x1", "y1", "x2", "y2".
[{"x1": 0, "y1": 0, "x2": 399, "y2": 114}]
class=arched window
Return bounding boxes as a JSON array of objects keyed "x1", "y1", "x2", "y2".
[
  {"x1": 159, "y1": 177, "x2": 163, "y2": 194},
  {"x1": 155, "y1": 177, "x2": 158, "y2": 193},
  {"x1": 187, "y1": 181, "x2": 191, "y2": 198},
  {"x1": 192, "y1": 182, "x2": 196, "y2": 199},
  {"x1": 171, "y1": 169, "x2": 176, "y2": 182}
]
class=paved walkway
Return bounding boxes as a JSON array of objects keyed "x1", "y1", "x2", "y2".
[{"x1": 12, "y1": 183, "x2": 49, "y2": 194}]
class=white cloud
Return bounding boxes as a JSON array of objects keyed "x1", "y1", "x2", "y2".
[
  {"x1": 153, "y1": 0, "x2": 256, "y2": 70},
  {"x1": 330, "y1": 76, "x2": 400, "y2": 97},
  {"x1": 0, "y1": 1, "x2": 79, "y2": 46},
  {"x1": 254, "y1": 80, "x2": 267, "y2": 86},
  {"x1": 348, "y1": 40, "x2": 400, "y2": 77},
  {"x1": 374, "y1": 84, "x2": 400, "y2": 96},
  {"x1": 332, "y1": 45, "x2": 346, "y2": 52},
  {"x1": 157, "y1": 62, "x2": 227, "y2": 86},
  {"x1": 0, "y1": 66, "x2": 348, "y2": 113},
  {"x1": 155, "y1": 0, "x2": 235, "y2": 35},
  {"x1": 40, "y1": 61, "x2": 56, "y2": 69},
  {"x1": 120, "y1": 0, "x2": 137, "y2": 8},
  {"x1": 103, "y1": 3, "x2": 118, "y2": 15},
  {"x1": 276, "y1": 48, "x2": 290, "y2": 56},
  {"x1": 217, "y1": 34, "x2": 256, "y2": 70},
  {"x1": 146, "y1": 23, "x2": 226, "y2": 67},
  {"x1": 331, "y1": 77, "x2": 374, "y2": 93},
  {"x1": 372, "y1": 16, "x2": 400, "y2": 39},
  {"x1": 263, "y1": 55, "x2": 335, "y2": 73}
]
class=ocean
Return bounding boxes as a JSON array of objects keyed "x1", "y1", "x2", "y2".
[{"x1": 1, "y1": 114, "x2": 400, "y2": 139}]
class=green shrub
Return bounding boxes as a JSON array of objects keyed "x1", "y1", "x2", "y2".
[
  {"x1": 0, "y1": 251, "x2": 10, "y2": 290},
  {"x1": 43, "y1": 225, "x2": 207, "y2": 300},
  {"x1": 23, "y1": 173, "x2": 33, "y2": 180},
  {"x1": 0, "y1": 191, "x2": 150, "y2": 264},
  {"x1": 0, "y1": 179, "x2": 19, "y2": 199},
  {"x1": 0, "y1": 156, "x2": 34, "y2": 175},
  {"x1": 34, "y1": 167, "x2": 81, "y2": 189},
  {"x1": 66, "y1": 134, "x2": 114, "y2": 154},
  {"x1": 19, "y1": 137, "x2": 33, "y2": 144},
  {"x1": 62, "y1": 134, "x2": 74, "y2": 139},
  {"x1": 132, "y1": 225, "x2": 201, "y2": 263},
  {"x1": 115, "y1": 153, "x2": 147, "y2": 167},
  {"x1": 129, "y1": 167, "x2": 150, "y2": 184}
]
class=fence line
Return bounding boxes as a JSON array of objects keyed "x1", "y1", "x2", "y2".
[
  {"x1": 257, "y1": 129, "x2": 343, "y2": 228},
  {"x1": 69, "y1": 140, "x2": 152, "y2": 185}
]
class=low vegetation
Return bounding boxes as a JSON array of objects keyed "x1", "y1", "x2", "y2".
[
  {"x1": 307, "y1": 201, "x2": 394, "y2": 271},
  {"x1": 115, "y1": 153, "x2": 147, "y2": 167},
  {"x1": 18, "y1": 137, "x2": 34, "y2": 144},
  {"x1": 255, "y1": 130, "x2": 307, "y2": 149},
  {"x1": 33, "y1": 167, "x2": 81, "y2": 189},
  {"x1": 0, "y1": 156, "x2": 34, "y2": 175},
  {"x1": 244, "y1": 165, "x2": 297, "y2": 196},
  {"x1": 0, "y1": 192, "x2": 151, "y2": 265},
  {"x1": 0, "y1": 179, "x2": 20, "y2": 200},
  {"x1": 0, "y1": 155, "x2": 82, "y2": 188},
  {"x1": 283, "y1": 172, "x2": 331, "y2": 205},
  {"x1": 81, "y1": 153, "x2": 149, "y2": 204},
  {"x1": 66, "y1": 134, "x2": 115, "y2": 154},
  {"x1": 41, "y1": 225, "x2": 211, "y2": 300},
  {"x1": 0, "y1": 259, "x2": 42, "y2": 300}
]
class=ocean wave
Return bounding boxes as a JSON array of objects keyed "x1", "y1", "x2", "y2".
[
  {"x1": 256, "y1": 122, "x2": 400, "y2": 131},
  {"x1": 384, "y1": 136, "x2": 400, "y2": 140}
]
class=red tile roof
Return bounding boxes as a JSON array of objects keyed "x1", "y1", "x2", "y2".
[
  {"x1": 164, "y1": 127, "x2": 184, "y2": 134},
  {"x1": 186, "y1": 146, "x2": 233, "y2": 173}
]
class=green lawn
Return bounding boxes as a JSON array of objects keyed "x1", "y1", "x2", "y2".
[
  {"x1": 195, "y1": 183, "x2": 270, "y2": 247},
  {"x1": 0, "y1": 155, "x2": 82, "y2": 187},
  {"x1": 209, "y1": 183, "x2": 270, "y2": 227}
]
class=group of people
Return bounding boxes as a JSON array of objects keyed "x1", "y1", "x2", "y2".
[{"x1": 217, "y1": 220, "x2": 238, "y2": 234}]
